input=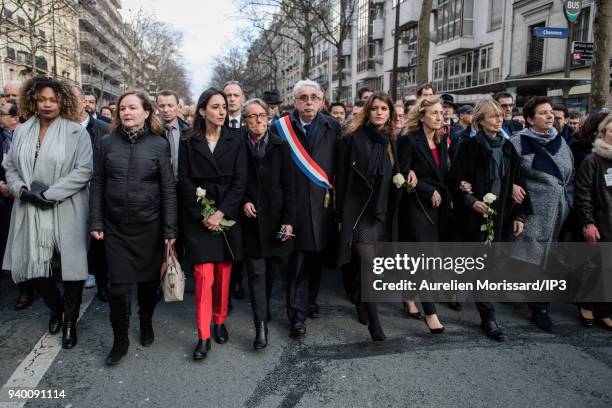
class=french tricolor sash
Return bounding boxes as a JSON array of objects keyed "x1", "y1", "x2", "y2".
[{"x1": 274, "y1": 115, "x2": 332, "y2": 207}]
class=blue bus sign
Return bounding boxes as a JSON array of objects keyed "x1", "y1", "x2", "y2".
[{"x1": 534, "y1": 27, "x2": 569, "y2": 39}]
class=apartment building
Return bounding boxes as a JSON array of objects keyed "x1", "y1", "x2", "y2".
[
  {"x1": 0, "y1": 0, "x2": 81, "y2": 88},
  {"x1": 253, "y1": 0, "x2": 603, "y2": 110}
]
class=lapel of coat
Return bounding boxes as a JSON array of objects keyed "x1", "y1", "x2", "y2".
[
  {"x1": 311, "y1": 114, "x2": 329, "y2": 154},
  {"x1": 192, "y1": 136, "x2": 218, "y2": 172},
  {"x1": 415, "y1": 131, "x2": 443, "y2": 180},
  {"x1": 213, "y1": 126, "x2": 236, "y2": 162}
]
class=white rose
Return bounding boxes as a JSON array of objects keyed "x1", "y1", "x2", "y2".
[
  {"x1": 483, "y1": 193, "x2": 497, "y2": 205},
  {"x1": 196, "y1": 187, "x2": 206, "y2": 198},
  {"x1": 393, "y1": 173, "x2": 406, "y2": 189}
]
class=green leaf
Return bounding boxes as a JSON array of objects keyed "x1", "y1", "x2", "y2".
[
  {"x1": 220, "y1": 219, "x2": 236, "y2": 227},
  {"x1": 480, "y1": 224, "x2": 487, "y2": 231}
]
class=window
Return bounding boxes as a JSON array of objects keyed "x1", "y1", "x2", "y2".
[
  {"x1": 17, "y1": 51, "x2": 31, "y2": 65},
  {"x1": 435, "y1": 0, "x2": 474, "y2": 43},
  {"x1": 430, "y1": 45, "x2": 497, "y2": 92},
  {"x1": 35, "y1": 56, "x2": 48, "y2": 71},
  {"x1": 6, "y1": 47, "x2": 16, "y2": 61},
  {"x1": 356, "y1": 0, "x2": 369, "y2": 72},
  {"x1": 17, "y1": 16, "x2": 25, "y2": 27},
  {"x1": 3, "y1": 8, "x2": 13, "y2": 18},
  {"x1": 527, "y1": 22, "x2": 545, "y2": 74},
  {"x1": 489, "y1": 0, "x2": 502, "y2": 31},
  {"x1": 571, "y1": 7, "x2": 591, "y2": 43}
]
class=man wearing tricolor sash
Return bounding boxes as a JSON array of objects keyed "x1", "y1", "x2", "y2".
[{"x1": 272, "y1": 79, "x2": 341, "y2": 338}]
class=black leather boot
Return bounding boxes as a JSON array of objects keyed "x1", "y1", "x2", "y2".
[
  {"x1": 253, "y1": 321, "x2": 268, "y2": 350},
  {"x1": 48, "y1": 309, "x2": 63, "y2": 334},
  {"x1": 139, "y1": 318, "x2": 154, "y2": 347},
  {"x1": 62, "y1": 319, "x2": 78, "y2": 349},
  {"x1": 213, "y1": 323, "x2": 229, "y2": 344},
  {"x1": 193, "y1": 339, "x2": 211, "y2": 360},
  {"x1": 106, "y1": 313, "x2": 130, "y2": 366}
]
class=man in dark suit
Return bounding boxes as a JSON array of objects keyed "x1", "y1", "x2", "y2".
[
  {"x1": 156, "y1": 89, "x2": 190, "y2": 179},
  {"x1": 272, "y1": 80, "x2": 341, "y2": 337},
  {"x1": 75, "y1": 86, "x2": 111, "y2": 301},
  {"x1": 222, "y1": 81, "x2": 247, "y2": 301},
  {"x1": 494, "y1": 92, "x2": 524, "y2": 137},
  {"x1": 83, "y1": 92, "x2": 111, "y2": 124}
]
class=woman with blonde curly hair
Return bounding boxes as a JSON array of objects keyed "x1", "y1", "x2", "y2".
[
  {"x1": 2, "y1": 76, "x2": 93, "y2": 349},
  {"x1": 181, "y1": 104, "x2": 195, "y2": 126}
]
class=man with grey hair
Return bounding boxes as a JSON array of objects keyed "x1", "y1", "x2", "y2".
[
  {"x1": 3, "y1": 80, "x2": 21, "y2": 101},
  {"x1": 272, "y1": 79, "x2": 341, "y2": 338}
]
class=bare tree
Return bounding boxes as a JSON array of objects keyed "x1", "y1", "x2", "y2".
[
  {"x1": 302, "y1": 0, "x2": 358, "y2": 101},
  {"x1": 239, "y1": 0, "x2": 317, "y2": 79},
  {"x1": 416, "y1": 0, "x2": 433, "y2": 86},
  {"x1": 591, "y1": 0, "x2": 611, "y2": 110},
  {"x1": 122, "y1": 8, "x2": 192, "y2": 102},
  {"x1": 0, "y1": 0, "x2": 78, "y2": 78}
]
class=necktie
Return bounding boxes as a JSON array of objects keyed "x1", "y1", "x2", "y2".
[
  {"x1": 231, "y1": 119, "x2": 238, "y2": 129},
  {"x1": 167, "y1": 126, "x2": 177, "y2": 176}
]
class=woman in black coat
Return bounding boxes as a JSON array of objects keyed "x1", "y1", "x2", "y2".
[
  {"x1": 177, "y1": 88, "x2": 247, "y2": 360},
  {"x1": 449, "y1": 99, "x2": 532, "y2": 341},
  {"x1": 574, "y1": 114, "x2": 612, "y2": 330},
  {"x1": 241, "y1": 98, "x2": 295, "y2": 349},
  {"x1": 396, "y1": 95, "x2": 448, "y2": 334},
  {"x1": 89, "y1": 91, "x2": 177, "y2": 366},
  {"x1": 336, "y1": 92, "x2": 398, "y2": 341}
]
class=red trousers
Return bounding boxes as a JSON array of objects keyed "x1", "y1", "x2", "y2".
[{"x1": 194, "y1": 262, "x2": 232, "y2": 340}]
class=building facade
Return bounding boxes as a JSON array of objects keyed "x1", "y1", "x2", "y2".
[
  {"x1": 251, "y1": 0, "x2": 607, "y2": 111},
  {"x1": 0, "y1": 0, "x2": 81, "y2": 88}
]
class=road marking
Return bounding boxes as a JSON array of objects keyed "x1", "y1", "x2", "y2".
[{"x1": 0, "y1": 290, "x2": 96, "y2": 408}]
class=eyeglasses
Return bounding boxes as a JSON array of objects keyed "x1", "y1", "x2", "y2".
[
  {"x1": 295, "y1": 95, "x2": 321, "y2": 103},
  {"x1": 245, "y1": 113, "x2": 268, "y2": 120},
  {"x1": 500, "y1": 104, "x2": 514, "y2": 109}
]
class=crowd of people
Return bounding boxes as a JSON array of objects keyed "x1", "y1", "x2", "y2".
[{"x1": 0, "y1": 76, "x2": 610, "y2": 367}]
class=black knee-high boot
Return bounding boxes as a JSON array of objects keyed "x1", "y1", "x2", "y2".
[
  {"x1": 61, "y1": 280, "x2": 84, "y2": 349},
  {"x1": 137, "y1": 282, "x2": 158, "y2": 347},
  {"x1": 107, "y1": 285, "x2": 130, "y2": 366}
]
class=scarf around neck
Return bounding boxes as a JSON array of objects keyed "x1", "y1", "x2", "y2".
[
  {"x1": 476, "y1": 131, "x2": 505, "y2": 196},
  {"x1": 520, "y1": 127, "x2": 564, "y2": 180},
  {"x1": 593, "y1": 138, "x2": 612, "y2": 160},
  {"x1": 10, "y1": 116, "x2": 69, "y2": 282},
  {"x1": 120, "y1": 125, "x2": 148, "y2": 144}
]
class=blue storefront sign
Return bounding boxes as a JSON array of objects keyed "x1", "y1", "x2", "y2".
[{"x1": 534, "y1": 27, "x2": 569, "y2": 38}]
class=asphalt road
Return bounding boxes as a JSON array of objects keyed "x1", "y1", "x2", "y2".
[{"x1": 0, "y1": 270, "x2": 610, "y2": 408}]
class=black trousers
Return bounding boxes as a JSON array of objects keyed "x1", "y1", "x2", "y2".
[
  {"x1": 88, "y1": 238, "x2": 108, "y2": 291},
  {"x1": 33, "y1": 277, "x2": 84, "y2": 322},
  {"x1": 245, "y1": 257, "x2": 278, "y2": 323},
  {"x1": 108, "y1": 281, "x2": 159, "y2": 329},
  {"x1": 287, "y1": 251, "x2": 323, "y2": 324},
  {"x1": 230, "y1": 260, "x2": 244, "y2": 292},
  {"x1": 475, "y1": 302, "x2": 496, "y2": 322}
]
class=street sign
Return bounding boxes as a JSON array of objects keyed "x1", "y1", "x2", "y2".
[
  {"x1": 572, "y1": 41, "x2": 594, "y2": 61},
  {"x1": 564, "y1": 1, "x2": 582, "y2": 23},
  {"x1": 534, "y1": 27, "x2": 569, "y2": 38}
]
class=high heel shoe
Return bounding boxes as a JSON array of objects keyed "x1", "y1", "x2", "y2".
[
  {"x1": 424, "y1": 317, "x2": 445, "y2": 334},
  {"x1": 403, "y1": 302, "x2": 422, "y2": 320},
  {"x1": 368, "y1": 324, "x2": 386, "y2": 341}
]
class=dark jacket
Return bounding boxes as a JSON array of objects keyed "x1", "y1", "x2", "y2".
[
  {"x1": 271, "y1": 111, "x2": 341, "y2": 252},
  {"x1": 503, "y1": 119, "x2": 524, "y2": 135},
  {"x1": 86, "y1": 114, "x2": 109, "y2": 151},
  {"x1": 575, "y1": 149, "x2": 612, "y2": 241},
  {"x1": 177, "y1": 127, "x2": 247, "y2": 263},
  {"x1": 242, "y1": 130, "x2": 296, "y2": 258},
  {"x1": 449, "y1": 134, "x2": 533, "y2": 242},
  {"x1": 397, "y1": 130, "x2": 451, "y2": 241},
  {"x1": 89, "y1": 128, "x2": 177, "y2": 239},
  {"x1": 335, "y1": 128, "x2": 399, "y2": 265},
  {"x1": 559, "y1": 125, "x2": 574, "y2": 145}
]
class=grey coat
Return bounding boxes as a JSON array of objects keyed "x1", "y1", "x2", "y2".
[
  {"x1": 3, "y1": 121, "x2": 93, "y2": 281},
  {"x1": 509, "y1": 132, "x2": 574, "y2": 265}
]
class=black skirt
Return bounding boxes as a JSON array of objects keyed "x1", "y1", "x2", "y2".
[{"x1": 104, "y1": 219, "x2": 164, "y2": 284}]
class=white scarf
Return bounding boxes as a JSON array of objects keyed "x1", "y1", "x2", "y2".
[
  {"x1": 593, "y1": 138, "x2": 612, "y2": 160},
  {"x1": 10, "y1": 116, "x2": 68, "y2": 282}
]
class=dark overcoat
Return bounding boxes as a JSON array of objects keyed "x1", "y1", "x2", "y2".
[
  {"x1": 335, "y1": 128, "x2": 400, "y2": 265},
  {"x1": 242, "y1": 130, "x2": 296, "y2": 258},
  {"x1": 271, "y1": 111, "x2": 341, "y2": 252},
  {"x1": 449, "y1": 135, "x2": 533, "y2": 242},
  {"x1": 396, "y1": 130, "x2": 451, "y2": 241},
  {"x1": 177, "y1": 127, "x2": 247, "y2": 263}
]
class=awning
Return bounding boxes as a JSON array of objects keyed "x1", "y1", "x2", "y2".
[{"x1": 450, "y1": 77, "x2": 591, "y2": 95}]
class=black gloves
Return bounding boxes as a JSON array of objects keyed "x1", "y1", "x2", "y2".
[{"x1": 20, "y1": 189, "x2": 55, "y2": 209}]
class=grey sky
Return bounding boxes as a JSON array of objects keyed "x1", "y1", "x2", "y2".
[{"x1": 121, "y1": 0, "x2": 243, "y2": 100}]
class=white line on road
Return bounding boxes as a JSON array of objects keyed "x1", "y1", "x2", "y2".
[{"x1": 0, "y1": 289, "x2": 96, "y2": 408}]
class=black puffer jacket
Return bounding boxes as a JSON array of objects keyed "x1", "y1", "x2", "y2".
[{"x1": 89, "y1": 128, "x2": 177, "y2": 238}]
